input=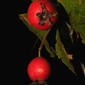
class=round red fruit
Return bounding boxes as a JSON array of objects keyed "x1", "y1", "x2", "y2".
[
  {"x1": 27, "y1": 57, "x2": 51, "y2": 80},
  {"x1": 27, "y1": 0, "x2": 57, "y2": 30}
]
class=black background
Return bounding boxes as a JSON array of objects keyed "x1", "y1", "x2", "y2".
[{"x1": 15, "y1": 0, "x2": 85, "y2": 84}]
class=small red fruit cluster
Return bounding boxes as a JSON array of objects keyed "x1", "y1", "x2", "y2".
[
  {"x1": 27, "y1": 57, "x2": 51, "y2": 81},
  {"x1": 27, "y1": 0, "x2": 57, "y2": 30},
  {"x1": 26, "y1": 0, "x2": 57, "y2": 82}
]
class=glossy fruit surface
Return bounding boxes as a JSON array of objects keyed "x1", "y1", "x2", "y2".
[
  {"x1": 27, "y1": 0, "x2": 57, "y2": 30},
  {"x1": 27, "y1": 57, "x2": 51, "y2": 80}
]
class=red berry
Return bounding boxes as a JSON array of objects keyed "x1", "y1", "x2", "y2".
[
  {"x1": 27, "y1": 0, "x2": 57, "y2": 30},
  {"x1": 27, "y1": 57, "x2": 51, "y2": 80}
]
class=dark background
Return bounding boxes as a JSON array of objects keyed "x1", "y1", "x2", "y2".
[{"x1": 16, "y1": 0, "x2": 85, "y2": 84}]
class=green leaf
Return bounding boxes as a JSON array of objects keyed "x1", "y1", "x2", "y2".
[
  {"x1": 19, "y1": 13, "x2": 55, "y2": 57},
  {"x1": 55, "y1": 29, "x2": 76, "y2": 74},
  {"x1": 58, "y1": 0, "x2": 85, "y2": 44}
]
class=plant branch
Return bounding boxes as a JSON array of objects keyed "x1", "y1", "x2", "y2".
[
  {"x1": 81, "y1": 63, "x2": 85, "y2": 76},
  {"x1": 65, "y1": 22, "x2": 74, "y2": 39}
]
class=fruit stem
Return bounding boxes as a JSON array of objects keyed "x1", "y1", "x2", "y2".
[{"x1": 38, "y1": 29, "x2": 51, "y2": 57}]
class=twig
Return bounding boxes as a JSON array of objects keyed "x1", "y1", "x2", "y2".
[
  {"x1": 81, "y1": 63, "x2": 85, "y2": 76},
  {"x1": 65, "y1": 22, "x2": 74, "y2": 39},
  {"x1": 38, "y1": 29, "x2": 51, "y2": 57}
]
